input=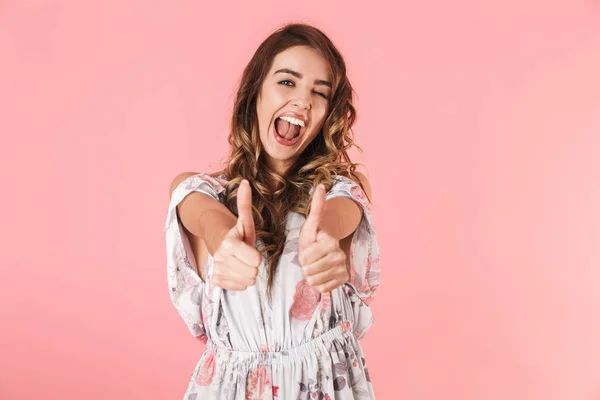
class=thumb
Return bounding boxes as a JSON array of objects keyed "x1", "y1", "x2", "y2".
[
  {"x1": 300, "y1": 184, "x2": 326, "y2": 247},
  {"x1": 236, "y1": 179, "x2": 256, "y2": 246}
]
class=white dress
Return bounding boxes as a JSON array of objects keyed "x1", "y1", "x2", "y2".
[{"x1": 165, "y1": 173, "x2": 381, "y2": 399}]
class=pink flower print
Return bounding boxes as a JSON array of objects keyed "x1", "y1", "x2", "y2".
[
  {"x1": 245, "y1": 364, "x2": 272, "y2": 399},
  {"x1": 184, "y1": 270, "x2": 199, "y2": 285},
  {"x1": 320, "y1": 292, "x2": 331, "y2": 311},
  {"x1": 195, "y1": 334, "x2": 208, "y2": 344},
  {"x1": 187, "y1": 173, "x2": 227, "y2": 194},
  {"x1": 350, "y1": 185, "x2": 368, "y2": 207},
  {"x1": 196, "y1": 350, "x2": 216, "y2": 386},
  {"x1": 370, "y1": 256, "x2": 380, "y2": 274},
  {"x1": 362, "y1": 290, "x2": 376, "y2": 306},
  {"x1": 341, "y1": 321, "x2": 351, "y2": 333},
  {"x1": 205, "y1": 271, "x2": 214, "y2": 296},
  {"x1": 289, "y1": 279, "x2": 321, "y2": 321},
  {"x1": 348, "y1": 251, "x2": 356, "y2": 284},
  {"x1": 202, "y1": 297, "x2": 211, "y2": 327},
  {"x1": 272, "y1": 385, "x2": 279, "y2": 397},
  {"x1": 259, "y1": 343, "x2": 277, "y2": 352},
  {"x1": 359, "y1": 252, "x2": 376, "y2": 290}
]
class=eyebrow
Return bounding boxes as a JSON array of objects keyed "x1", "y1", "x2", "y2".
[{"x1": 274, "y1": 68, "x2": 332, "y2": 88}]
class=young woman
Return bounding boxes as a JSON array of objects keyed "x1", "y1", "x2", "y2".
[{"x1": 166, "y1": 23, "x2": 381, "y2": 399}]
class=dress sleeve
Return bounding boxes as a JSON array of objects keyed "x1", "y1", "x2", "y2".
[
  {"x1": 325, "y1": 175, "x2": 381, "y2": 339},
  {"x1": 164, "y1": 173, "x2": 227, "y2": 342}
]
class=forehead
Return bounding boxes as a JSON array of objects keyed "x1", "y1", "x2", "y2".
[{"x1": 269, "y1": 46, "x2": 331, "y2": 79}]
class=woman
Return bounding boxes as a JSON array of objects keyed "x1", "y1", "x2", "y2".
[{"x1": 166, "y1": 23, "x2": 381, "y2": 399}]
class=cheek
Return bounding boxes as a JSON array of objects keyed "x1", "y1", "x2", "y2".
[
  {"x1": 311, "y1": 110, "x2": 328, "y2": 134},
  {"x1": 257, "y1": 93, "x2": 280, "y2": 129},
  {"x1": 256, "y1": 107, "x2": 271, "y2": 136}
]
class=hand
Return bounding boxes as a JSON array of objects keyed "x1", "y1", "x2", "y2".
[
  {"x1": 212, "y1": 180, "x2": 262, "y2": 290},
  {"x1": 298, "y1": 184, "x2": 349, "y2": 293}
]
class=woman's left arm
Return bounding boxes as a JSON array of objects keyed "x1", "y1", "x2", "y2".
[
  {"x1": 318, "y1": 172, "x2": 372, "y2": 276},
  {"x1": 299, "y1": 171, "x2": 379, "y2": 296}
]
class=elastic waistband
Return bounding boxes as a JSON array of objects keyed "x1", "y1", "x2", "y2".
[{"x1": 207, "y1": 322, "x2": 353, "y2": 368}]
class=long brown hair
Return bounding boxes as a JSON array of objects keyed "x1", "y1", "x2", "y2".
[{"x1": 216, "y1": 23, "x2": 369, "y2": 297}]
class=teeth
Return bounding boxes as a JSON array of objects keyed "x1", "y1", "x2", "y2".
[{"x1": 279, "y1": 115, "x2": 305, "y2": 127}]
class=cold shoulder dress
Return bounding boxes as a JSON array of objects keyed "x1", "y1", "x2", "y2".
[{"x1": 165, "y1": 173, "x2": 381, "y2": 399}]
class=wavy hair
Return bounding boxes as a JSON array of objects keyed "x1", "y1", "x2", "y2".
[{"x1": 214, "y1": 23, "x2": 370, "y2": 297}]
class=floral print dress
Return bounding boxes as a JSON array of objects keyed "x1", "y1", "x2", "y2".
[{"x1": 165, "y1": 173, "x2": 381, "y2": 399}]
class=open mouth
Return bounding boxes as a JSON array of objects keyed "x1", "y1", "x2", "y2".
[{"x1": 274, "y1": 116, "x2": 304, "y2": 142}]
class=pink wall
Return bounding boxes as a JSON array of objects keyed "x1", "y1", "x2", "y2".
[{"x1": 1, "y1": 1, "x2": 599, "y2": 399}]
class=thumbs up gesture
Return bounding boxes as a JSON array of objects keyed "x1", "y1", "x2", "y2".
[
  {"x1": 211, "y1": 180, "x2": 262, "y2": 290},
  {"x1": 298, "y1": 184, "x2": 349, "y2": 293}
]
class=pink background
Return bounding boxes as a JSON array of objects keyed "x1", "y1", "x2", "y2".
[{"x1": 1, "y1": 1, "x2": 600, "y2": 399}]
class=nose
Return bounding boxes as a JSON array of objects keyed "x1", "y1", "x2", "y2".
[{"x1": 292, "y1": 93, "x2": 312, "y2": 110}]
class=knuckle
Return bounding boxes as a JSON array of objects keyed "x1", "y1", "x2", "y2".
[
  {"x1": 252, "y1": 250, "x2": 262, "y2": 266},
  {"x1": 222, "y1": 237, "x2": 235, "y2": 251},
  {"x1": 302, "y1": 265, "x2": 311, "y2": 276},
  {"x1": 219, "y1": 238, "x2": 230, "y2": 249},
  {"x1": 327, "y1": 235, "x2": 337, "y2": 246}
]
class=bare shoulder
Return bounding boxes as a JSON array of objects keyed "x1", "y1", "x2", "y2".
[{"x1": 170, "y1": 172, "x2": 198, "y2": 194}]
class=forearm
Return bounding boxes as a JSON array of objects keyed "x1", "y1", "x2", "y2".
[
  {"x1": 198, "y1": 208, "x2": 237, "y2": 256},
  {"x1": 319, "y1": 198, "x2": 363, "y2": 282},
  {"x1": 318, "y1": 208, "x2": 345, "y2": 241},
  {"x1": 319, "y1": 198, "x2": 363, "y2": 241},
  {"x1": 171, "y1": 172, "x2": 238, "y2": 256}
]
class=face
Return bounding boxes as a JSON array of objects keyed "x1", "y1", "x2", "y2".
[{"x1": 256, "y1": 45, "x2": 332, "y2": 175}]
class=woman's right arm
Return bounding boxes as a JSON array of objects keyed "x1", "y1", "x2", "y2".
[
  {"x1": 169, "y1": 172, "x2": 236, "y2": 260},
  {"x1": 169, "y1": 172, "x2": 261, "y2": 289}
]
